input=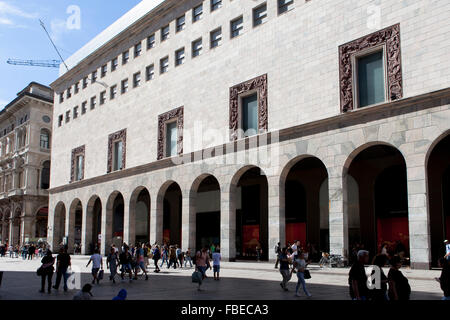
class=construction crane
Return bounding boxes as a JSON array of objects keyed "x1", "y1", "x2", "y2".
[{"x1": 6, "y1": 59, "x2": 61, "y2": 68}]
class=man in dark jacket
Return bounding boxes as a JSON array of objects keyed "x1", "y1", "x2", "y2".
[
  {"x1": 348, "y1": 250, "x2": 369, "y2": 300},
  {"x1": 437, "y1": 258, "x2": 450, "y2": 300},
  {"x1": 53, "y1": 247, "x2": 71, "y2": 291}
]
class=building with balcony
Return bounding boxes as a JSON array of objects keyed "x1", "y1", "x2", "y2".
[
  {"x1": 48, "y1": 0, "x2": 450, "y2": 268},
  {"x1": 0, "y1": 82, "x2": 53, "y2": 246}
]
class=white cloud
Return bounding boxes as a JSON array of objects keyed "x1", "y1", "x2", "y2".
[
  {"x1": 50, "y1": 18, "x2": 67, "y2": 42},
  {"x1": 0, "y1": 1, "x2": 38, "y2": 28}
]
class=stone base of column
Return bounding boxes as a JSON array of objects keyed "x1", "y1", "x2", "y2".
[{"x1": 410, "y1": 262, "x2": 431, "y2": 270}]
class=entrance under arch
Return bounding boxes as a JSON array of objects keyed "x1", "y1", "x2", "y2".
[
  {"x1": 346, "y1": 144, "x2": 409, "y2": 263},
  {"x1": 69, "y1": 200, "x2": 83, "y2": 254},
  {"x1": 134, "y1": 188, "x2": 150, "y2": 245},
  {"x1": 427, "y1": 134, "x2": 450, "y2": 266},
  {"x1": 194, "y1": 175, "x2": 221, "y2": 252},
  {"x1": 162, "y1": 182, "x2": 182, "y2": 246},
  {"x1": 235, "y1": 167, "x2": 268, "y2": 261},
  {"x1": 86, "y1": 196, "x2": 102, "y2": 254},
  {"x1": 284, "y1": 157, "x2": 329, "y2": 260},
  {"x1": 35, "y1": 207, "x2": 48, "y2": 239},
  {"x1": 53, "y1": 203, "x2": 66, "y2": 249},
  {"x1": 112, "y1": 193, "x2": 124, "y2": 248}
]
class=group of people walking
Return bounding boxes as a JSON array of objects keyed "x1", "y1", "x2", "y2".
[{"x1": 0, "y1": 243, "x2": 48, "y2": 259}]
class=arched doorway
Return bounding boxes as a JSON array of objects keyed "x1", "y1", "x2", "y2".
[
  {"x1": 69, "y1": 199, "x2": 83, "y2": 254},
  {"x1": 161, "y1": 182, "x2": 182, "y2": 246},
  {"x1": 191, "y1": 175, "x2": 221, "y2": 252},
  {"x1": 86, "y1": 196, "x2": 102, "y2": 254},
  {"x1": 282, "y1": 157, "x2": 329, "y2": 260},
  {"x1": 53, "y1": 202, "x2": 66, "y2": 250},
  {"x1": 427, "y1": 133, "x2": 450, "y2": 266},
  {"x1": 35, "y1": 207, "x2": 48, "y2": 239},
  {"x1": 346, "y1": 144, "x2": 409, "y2": 262},
  {"x1": 130, "y1": 187, "x2": 150, "y2": 245},
  {"x1": 233, "y1": 167, "x2": 268, "y2": 261},
  {"x1": 112, "y1": 193, "x2": 124, "y2": 248}
]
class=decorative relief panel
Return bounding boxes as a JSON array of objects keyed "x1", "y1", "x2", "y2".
[
  {"x1": 70, "y1": 145, "x2": 85, "y2": 182},
  {"x1": 107, "y1": 129, "x2": 127, "y2": 173},
  {"x1": 339, "y1": 24, "x2": 403, "y2": 113},
  {"x1": 157, "y1": 106, "x2": 184, "y2": 160},
  {"x1": 229, "y1": 74, "x2": 268, "y2": 141}
]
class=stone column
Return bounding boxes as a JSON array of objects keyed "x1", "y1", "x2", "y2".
[
  {"x1": 268, "y1": 175, "x2": 284, "y2": 262},
  {"x1": 150, "y1": 193, "x2": 163, "y2": 245},
  {"x1": 182, "y1": 189, "x2": 196, "y2": 252},
  {"x1": 221, "y1": 182, "x2": 236, "y2": 261},
  {"x1": 101, "y1": 196, "x2": 112, "y2": 256},
  {"x1": 81, "y1": 202, "x2": 89, "y2": 255},
  {"x1": 329, "y1": 169, "x2": 349, "y2": 260},
  {"x1": 123, "y1": 197, "x2": 134, "y2": 246},
  {"x1": 67, "y1": 206, "x2": 75, "y2": 254},
  {"x1": 406, "y1": 158, "x2": 431, "y2": 269}
]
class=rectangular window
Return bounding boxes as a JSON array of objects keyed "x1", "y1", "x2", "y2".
[
  {"x1": 357, "y1": 50, "x2": 385, "y2": 108},
  {"x1": 134, "y1": 42, "x2": 142, "y2": 58},
  {"x1": 175, "y1": 48, "x2": 185, "y2": 66},
  {"x1": 133, "y1": 72, "x2": 141, "y2": 88},
  {"x1": 231, "y1": 16, "x2": 244, "y2": 38},
  {"x1": 193, "y1": 4, "x2": 203, "y2": 22},
  {"x1": 161, "y1": 25, "x2": 170, "y2": 42},
  {"x1": 111, "y1": 57, "x2": 118, "y2": 71},
  {"x1": 76, "y1": 155, "x2": 84, "y2": 181},
  {"x1": 121, "y1": 79, "x2": 129, "y2": 94},
  {"x1": 58, "y1": 115, "x2": 63, "y2": 127},
  {"x1": 176, "y1": 15, "x2": 185, "y2": 32},
  {"x1": 110, "y1": 85, "x2": 117, "y2": 100},
  {"x1": 122, "y1": 50, "x2": 130, "y2": 65},
  {"x1": 147, "y1": 34, "x2": 155, "y2": 49},
  {"x1": 101, "y1": 64, "x2": 107, "y2": 77},
  {"x1": 211, "y1": 0, "x2": 222, "y2": 12},
  {"x1": 73, "y1": 106, "x2": 79, "y2": 119},
  {"x1": 113, "y1": 141, "x2": 123, "y2": 171},
  {"x1": 59, "y1": 93, "x2": 64, "y2": 104},
  {"x1": 81, "y1": 101, "x2": 87, "y2": 114},
  {"x1": 100, "y1": 91, "x2": 106, "y2": 105},
  {"x1": 82, "y1": 77, "x2": 88, "y2": 89},
  {"x1": 192, "y1": 38, "x2": 203, "y2": 58},
  {"x1": 253, "y1": 3, "x2": 267, "y2": 27},
  {"x1": 210, "y1": 28, "x2": 222, "y2": 48},
  {"x1": 74, "y1": 82, "x2": 79, "y2": 94},
  {"x1": 166, "y1": 121, "x2": 178, "y2": 157},
  {"x1": 278, "y1": 0, "x2": 294, "y2": 15},
  {"x1": 160, "y1": 56, "x2": 169, "y2": 74},
  {"x1": 90, "y1": 96, "x2": 97, "y2": 110},
  {"x1": 91, "y1": 70, "x2": 97, "y2": 83},
  {"x1": 65, "y1": 111, "x2": 71, "y2": 123},
  {"x1": 146, "y1": 65, "x2": 155, "y2": 81},
  {"x1": 242, "y1": 93, "x2": 258, "y2": 136},
  {"x1": 67, "y1": 87, "x2": 72, "y2": 99}
]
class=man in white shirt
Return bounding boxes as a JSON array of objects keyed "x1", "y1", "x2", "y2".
[{"x1": 86, "y1": 249, "x2": 103, "y2": 285}]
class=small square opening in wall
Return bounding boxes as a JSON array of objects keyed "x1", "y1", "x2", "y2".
[
  {"x1": 101, "y1": 64, "x2": 107, "y2": 77},
  {"x1": 175, "y1": 48, "x2": 185, "y2": 66},
  {"x1": 133, "y1": 72, "x2": 141, "y2": 87},
  {"x1": 176, "y1": 15, "x2": 185, "y2": 32},
  {"x1": 90, "y1": 96, "x2": 97, "y2": 110},
  {"x1": 121, "y1": 79, "x2": 129, "y2": 94},
  {"x1": 193, "y1": 4, "x2": 203, "y2": 22},
  {"x1": 278, "y1": 0, "x2": 294, "y2": 15},
  {"x1": 81, "y1": 101, "x2": 87, "y2": 114},
  {"x1": 160, "y1": 56, "x2": 169, "y2": 74},
  {"x1": 100, "y1": 91, "x2": 106, "y2": 105},
  {"x1": 211, "y1": 0, "x2": 222, "y2": 12},
  {"x1": 134, "y1": 42, "x2": 142, "y2": 58},
  {"x1": 110, "y1": 85, "x2": 117, "y2": 100},
  {"x1": 147, "y1": 34, "x2": 155, "y2": 50},
  {"x1": 146, "y1": 65, "x2": 155, "y2": 81},
  {"x1": 231, "y1": 16, "x2": 244, "y2": 38},
  {"x1": 58, "y1": 115, "x2": 63, "y2": 127},
  {"x1": 253, "y1": 3, "x2": 267, "y2": 27},
  {"x1": 122, "y1": 50, "x2": 130, "y2": 65},
  {"x1": 111, "y1": 57, "x2": 118, "y2": 71},
  {"x1": 210, "y1": 28, "x2": 222, "y2": 49},
  {"x1": 161, "y1": 25, "x2": 170, "y2": 42},
  {"x1": 192, "y1": 38, "x2": 202, "y2": 58},
  {"x1": 91, "y1": 70, "x2": 97, "y2": 83}
]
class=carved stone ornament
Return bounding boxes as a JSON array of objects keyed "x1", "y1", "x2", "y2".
[
  {"x1": 107, "y1": 129, "x2": 127, "y2": 173},
  {"x1": 157, "y1": 106, "x2": 184, "y2": 160},
  {"x1": 339, "y1": 24, "x2": 403, "y2": 113},
  {"x1": 229, "y1": 74, "x2": 268, "y2": 141},
  {"x1": 70, "y1": 145, "x2": 85, "y2": 182}
]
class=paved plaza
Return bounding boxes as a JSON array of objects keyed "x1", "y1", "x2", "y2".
[{"x1": 0, "y1": 256, "x2": 444, "y2": 300}]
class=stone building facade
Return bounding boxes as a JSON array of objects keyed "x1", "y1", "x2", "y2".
[
  {"x1": 0, "y1": 82, "x2": 53, "y2": 246},
  {"x1": 49, "y1": 0, "x2": 450, "y2": 269}
]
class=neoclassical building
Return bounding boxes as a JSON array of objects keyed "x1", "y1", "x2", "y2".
[
  {"x1": 49, "y1": 0, "x2": 450, "y2": 269},
  {"x1": 0, "y1": 82, "x2": 53, "y2": 246}
]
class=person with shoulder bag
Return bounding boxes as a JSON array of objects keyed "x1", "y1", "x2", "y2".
[
  {"x1": 293, "y1": 252, "x2": 312, "y2": 298},
  {"x1": 38, "y1": 249, "x2": 55, "y2": 294}
]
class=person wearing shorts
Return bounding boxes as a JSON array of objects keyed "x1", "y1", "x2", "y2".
[
  {"x1": 212, "y1": 249, "x2": 221, "y2": 281},
  {"x1": 86, "y1": 249, "x2": 103, "y2": 285},
  {"x1": 119, "y1": 246, "x2": 133, "y2": 282},
  {"x1": 134, "y1": 246, "x2": 149, "y2": 281}
]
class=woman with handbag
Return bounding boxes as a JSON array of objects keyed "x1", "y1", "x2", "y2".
[
  {"x1": 38, "y1": 249, "x2": 55, "y2": 294},
  {"x1": 293, "y1": 252, "x2": 312, "y2": 298}
]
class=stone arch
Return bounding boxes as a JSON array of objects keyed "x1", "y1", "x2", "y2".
[
  {"x1": 105, "y1": 191, "x2": 125, "y2": 252},
  {"x1": 157, "y1": 181, "x2": 182, "y2": 246},
  {"x1": 129, "y1": 186, "x2": 151, "y2": 245},
  {"x1": 68, "y1": 198, "x2": 83, "y2": 254},
  {"x1": 85, "y1": 195, "x2": 102, "y2": 255},
  {"x1": 53, "y1": 201, "x2": 66, "y2": 251}
]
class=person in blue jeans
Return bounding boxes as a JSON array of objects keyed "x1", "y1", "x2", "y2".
[
  {"x1": 160, "y1": 246, "x2": 169, "y2": 267},
  {"x1": 184, "y1": 249, "x2": 193, "y2": 268},
  {"x1": 293, "y1": 252, "x2": 312, "y2": 298},
  {"x1": 53, "y1": 247, "x2": 71, "y2": 291}
]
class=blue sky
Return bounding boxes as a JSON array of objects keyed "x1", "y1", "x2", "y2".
[{"x1": 0, "y1": 0, "x2": 141, "y2": 109}]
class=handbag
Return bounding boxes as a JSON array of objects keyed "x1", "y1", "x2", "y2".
[
  {"x1": 304, "y1": 269, "x2": 311, "y2": 279},
  {"x1": 36, "y1": 266, "x2": 44, "y2": 276},
  {"x1": 192, "y1": 271, "x2": 202, "y2": 284}
]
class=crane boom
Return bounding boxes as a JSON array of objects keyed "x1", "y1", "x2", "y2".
[{"x1": 7, "y1": 59, "x2": 61, "y2": 68}]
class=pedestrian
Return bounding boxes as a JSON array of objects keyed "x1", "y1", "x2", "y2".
[
  {"x1": 168, "y1": 246, "x2": 177, "y2": 269},
  {"x1": 369, "y1": 254, "x2": 388, "y2": 301},
  {"x1": 274, "y1": 242, "x2": 281, "y2": 269},
  {"x1": 38, "y1": 249, "x2": 55, "y2": 294},
  {"x1": 73, "y1": 284, "x2": 93, "y2": 300},
  {"x1": 293, "y1": 252, "x2": 312, "y2": 298},
  {"x1": 28, "y1": 244, "x2": 35, "y2": 260},
  {"x1": 196, "y1": 248, "x2": 209, "y2": 280},
  {"x1": 212, "y1": 249, "x2": 221, "y2": 280},
  {"x1": 112, "y1": 289, "x2": 128, "y2": 300},
  {"x1": 86, "y1": 249, "x2": 103, "y2": 285},
  {"x1": 279, "y1": 247, "x2": 291, "y2": 291},
  {"x1": 119, "y1": 246, "x2": 133, "y2": 282},
  {"x1": 134, "y1": 244, "x2": 149, "y2": 280},
  {"x1": 53, "y1": 247, "x2": 71, "y2": 292},
  {"x1": 107, "y1": 247, "x2": 119, "y2": 284},
  {"x1": 388, "y1": 255, "x2": 411, "y2": 300},
  {"x1": 436, "y1": 257, "x2": 450, "y2": 300},
  {"x1": 348, "y1": 250, "x2": 369, "y2": 300},
  {"x1": 256, "y1": 245, "x2": 262, "y2": 262},
  {"x1": 444, "y1": 240, "x2": 450, "y2": 261},
  {"x1": 185, "y1": 248, "x2": 193, "y2": 268},
  {"x1": 177, "y1": 246, "x2": 184, "y2": 268},
  {"x1": 160, "y1": 245, "x2": 169, "y2": 268},
  {"x1": 152, "y1": 245, "x2": 161, "y2": 273}
]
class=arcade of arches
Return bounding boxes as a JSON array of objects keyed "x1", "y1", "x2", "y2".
[{"x1": 49, "y1": 134, "x2": 450, "y2": 269}]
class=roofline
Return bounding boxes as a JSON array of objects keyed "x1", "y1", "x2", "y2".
[
  {"x1": 51, "y1": 0, "x2": 180, "y2": 90},
  {"x1": 0, "y1": 92, "x2": 54, "y2": 118}
]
